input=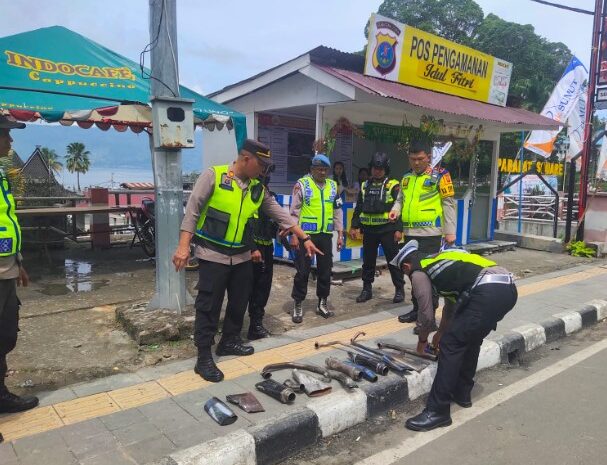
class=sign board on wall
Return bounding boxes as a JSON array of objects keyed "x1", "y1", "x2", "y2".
[
  {"x1": 364, "y1": 13, "x2": 513, "y2": 106},
  {"x1": 498, "y1": 158, "x2": 564, "y2": 176}
]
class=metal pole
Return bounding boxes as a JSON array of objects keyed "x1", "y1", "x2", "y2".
[
  {"x1": 518, "y1": 131, "x2": 524, "y2": 233},
  {"x1": 147, "y1": 0, "x2": 191, "y2": 312},
  {"x1": 577, "y1": 0, "x2": 604, "y2": 240}
]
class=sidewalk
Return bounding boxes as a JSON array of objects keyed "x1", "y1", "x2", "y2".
[{"x1": 1, "y1": 264, "x2": 606, "y2": 465}]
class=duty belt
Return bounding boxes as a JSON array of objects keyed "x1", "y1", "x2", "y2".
[{"x1": 472, "y1": 273, "x2": 513, "y2": 288}]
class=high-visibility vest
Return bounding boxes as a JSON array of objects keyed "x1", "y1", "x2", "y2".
[
  {"x1": 0, "y1": 169, "x2": 21, "y2": 256},
  {"x1": 195, "y1": 165, "x2": 263, "y2": 254},
  {"x1": 298, "y1": 175, "x2": 338, "y2": 234},
  {"x1": 359, "y1": 178, "x2": 399, "y2": 226},
  {"x1": 400, "y1": 168, "x2": 445, "y2": 229}
]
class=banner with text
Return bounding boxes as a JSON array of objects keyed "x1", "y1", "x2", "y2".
[{"x1": 364, "y1": 13, "x2": 512, "y2": 106}]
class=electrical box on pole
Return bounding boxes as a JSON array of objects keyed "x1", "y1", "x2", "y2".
[{"x1": 151, "y1": 96, "x2": 195, "y2": 149}]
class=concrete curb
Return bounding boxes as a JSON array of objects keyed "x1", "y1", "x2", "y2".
[{"x1": 157, "y1": 298, "x2": 607, "y2": 465}]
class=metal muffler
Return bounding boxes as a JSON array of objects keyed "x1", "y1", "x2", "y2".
[
  {"x1": 292, "y1": 369, "x2": 332, "y2": 397},
  {"x1": 255, "y1": 379, "x2": 297, "y2": 404}
]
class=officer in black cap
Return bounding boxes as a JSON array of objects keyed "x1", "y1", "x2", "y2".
[{"x1": 349, "y1": 152, "x2": 405, "y2": 304}]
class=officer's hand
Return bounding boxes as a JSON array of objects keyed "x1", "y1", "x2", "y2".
[
  {"x1": 349, "y1": 228, "x2": 360, "y2": 240},
  {"x1": 432, "y1": 330, "x2": 443, "y2": 349},
  {"x1": 17, "y1": 266, "x2": 29, "y2": 287},
  {"x1": 337, "y1": 235, "x2": 344, "y2": 251},
  {"x1": 388, "y1": 211, "x2": 398, "y2": 222},
  {"x1": 394, "y1": 230, "x2": 403, "y2": 243},
  {"x1": 444, "y1": 234, "x2": 456, "y2": 244},
  {"x1": 303, "y1": 240, "x2": 323, "y2": 258},
  {"x1": 172, "y1": 245, "x2": 190, "y2": 271},
  {"x1": 290, "y1": 235, "x2": 300, "y2": 249},
  {"x1": 251, "y1": 250, "x2": 263, "y2": 263}
]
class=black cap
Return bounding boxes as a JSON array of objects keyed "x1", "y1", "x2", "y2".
[
  {"x1": 242, "y1": 139, "x2": 271, "y2": 164},
  {"x1": 0, "y1": 115, "x2": 26, "y2": 130}
]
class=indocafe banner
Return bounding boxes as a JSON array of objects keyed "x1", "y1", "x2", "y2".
[{"x1": 364, "y1": 13, "x2": 513, "y2": 106}]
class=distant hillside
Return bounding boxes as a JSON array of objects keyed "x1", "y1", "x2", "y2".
[{"x1": 11, "y1": 123, "x2": 205, "y2": 173}]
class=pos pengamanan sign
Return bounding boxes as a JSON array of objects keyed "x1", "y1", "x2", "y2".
[{"x1": 364, "y1": 14, "x2": 513, "y2": 106}]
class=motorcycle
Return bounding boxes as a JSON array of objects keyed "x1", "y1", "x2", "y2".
[{"x1": 130, "y1": 197, "x2": 198, "y2": 270}]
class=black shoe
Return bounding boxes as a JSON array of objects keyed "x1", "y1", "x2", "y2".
[
  {"x1": 398, "y1": 309, "x2": 418, "y2": 323},
  {"x1": 451, "y1": 392, "x2": 472, "y2": 408},
  {"x1": 393, "y1": 288, "x2": 405, "y2": 304},
  {"x1": 292, "y1": 300, "x2": 303, "y2": 324},
  {"x1": 356, "y1": 285, "x2": 373, "y2": 303},
  {"x1": 405, "y1": 409, "x2": 452, "y2": 432},
  {"x1": 248, "y1": 321, "x2": 271, "y2": 340},
  {"x1": 0, "y1": 390, "x2": 39, "y2": 414},
  {"x1": 317, "y1": 298, "x2": 334, "y2": 318},
  {"x1": 216, "y1": 337, "x2": 255, "y2": 356},
  {"x1": 194, "y1": 355, "x2": 224, "y2": 383}
]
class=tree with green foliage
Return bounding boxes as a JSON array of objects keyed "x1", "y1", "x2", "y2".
[
  {"x1": 65, "y1": 142, "x2": 91, "y2": 192},
  {"x1": 40, "y1": 147, "x2": 63, "y2": 175}
]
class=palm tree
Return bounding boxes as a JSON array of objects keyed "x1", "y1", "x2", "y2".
[
  {"x1": 65, "y1": 142, "x2": 91, "y2": 192},
  {"x1": 40, "y1": 147, "x2": 63, "y2": 176}
]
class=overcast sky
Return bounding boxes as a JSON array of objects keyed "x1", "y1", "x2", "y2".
[{"x1": 0, "y1": 0, "x2": 596, "y2": 96}]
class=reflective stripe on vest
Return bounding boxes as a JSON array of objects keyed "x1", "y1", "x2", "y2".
[
  {"x1": 401, "y1": 170, "x2": 443, "y2": 229},
  {"x1": 194, "y1": 165, "x2": 263, "y2": 251},
  {"x1": 0, "y1": 171, "x2": 21, "y2": 256},
  {"x1": 298, "y1": 175, "x2": 337, "y2": 234},
  {"x1": 359, "y1": 178, "x2": 399, "y2": 226},
  {"x1": 421, "y1": 250, "x2": 496, "y2": 279}
]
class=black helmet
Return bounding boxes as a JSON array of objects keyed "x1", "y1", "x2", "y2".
[{"x1": 369, "y1": 152, "x2": 390, "y2": 175}]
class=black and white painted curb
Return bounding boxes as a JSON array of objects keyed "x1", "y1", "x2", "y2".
[{"x1": 156, "y1": 299, "x2": 607, "y2": 465}]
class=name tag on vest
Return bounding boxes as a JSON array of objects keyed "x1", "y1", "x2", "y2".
[{"x1": 219, "y1": 173, "x2": 234, "y2": 190}]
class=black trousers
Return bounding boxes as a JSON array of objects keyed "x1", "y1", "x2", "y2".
[
  {"x1": 361, "y1": 230, "x2": 404, "y2": 289},
  {"x1": 248, "y1": 243, "x2": 274, "y2": 322},
  {"x1": 194, "y1": 259, "x2": 253, "y2": 348},
  {"x1": 0, "y1": 279, "x2": 19, "y2": 391},
  {"x1": 407, "y1": 235, "x2": 442, "y2": 312},
  {"x1": 291, "y1": 233, "x2": 333, "y2": 302},
  {"x1": 427, "y1": 282, "x2": 518, "y2": 413}
]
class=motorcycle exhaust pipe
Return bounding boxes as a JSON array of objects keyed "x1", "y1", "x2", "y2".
[
  {"x1": 255, "y1": 379, "x2": 296, "y2": 404},
  {"x1": 348, "y1": 353, "x2": 389, "y2": 376},
  {"x1": 292, "y1": 369, "x2": 332, "y2": 397},
  {"x1": 343, "y1": 360, "x2": 378, "y2": 382},
  {"x1": 325, "y1": 357, "x2": 362, "y2": 381}
]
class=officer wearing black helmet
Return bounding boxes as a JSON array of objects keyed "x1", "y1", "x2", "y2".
[{"x1": 350, "y1": 152, "x2": 405, "y2": 304}]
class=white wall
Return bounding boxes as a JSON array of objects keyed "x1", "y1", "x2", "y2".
[{"x1": 200, "y1": 127, "x2": 238, "y2": 171}]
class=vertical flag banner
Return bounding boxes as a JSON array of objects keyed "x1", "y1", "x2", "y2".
[
  {"x1": 597, "y1": 123, "x2": 607, "y2": 180},
  {"x1": 524, "y1": 57, "x2": 588, "y2": 158},
  {"x1": 566, "y1": 77, "x2": 588, "y2": 162},
  {"x1": 431, "y1": 141, "x2": 452, "y2": 168}
]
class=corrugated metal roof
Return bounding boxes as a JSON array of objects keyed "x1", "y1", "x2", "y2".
[{"x1": 316, "y1": 65, "x2": 559, "y2": 130}]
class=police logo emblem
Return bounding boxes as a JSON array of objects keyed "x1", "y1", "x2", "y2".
[{"x1": 372, "y1": 33, "x2": 398, "y2": 75}]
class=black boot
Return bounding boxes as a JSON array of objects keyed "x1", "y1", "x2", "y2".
[
  {"x1": 398, "y1": 309, "x2": 418, "y2": 323},
  {"x1": 0, "y1": 388, "x2": 39, "y2": 414},
  {"x1": 405, "y1": 409, "x2": 452, "y2": 432},
  {"x1": 248, "y1": 317, "x2": 271, "y2": 340},
  {"x1": 216, "y1": 336, "x2": 254, "y2": 356},
  {"x1": 317, "y1": 297, "x2": 334, "y2": 318},
  {"x1": 356, "y1": 283, "x2": 373, "y2": 303},
  {"x1": 393, "y1": 287, "x2": 405, "y2": 304},
  {"x1": 292, "y1": 300, "x2": 303, "y2": 324},
  {"x1": 194, "y1": 348, "x2": 224, "y2": 383}
]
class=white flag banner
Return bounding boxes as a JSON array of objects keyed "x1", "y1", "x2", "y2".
[
  {"x1": 597, "y1": 123, "x2": 607, "y2": 180},
  {"x1": 566, "y1": 78, "x2": 588, "y2": 163},
  {"x1": 524, "y1": 57, "x2": 588, "y2": 158},
  {"x1": 431, "y1": 141, "x2": 452, "y2": 168}
]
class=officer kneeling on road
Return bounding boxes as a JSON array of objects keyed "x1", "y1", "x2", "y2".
[
  {"x1": 391, "y1": 240, "x2": 518, "y2": 432},
  {"x1": 290, "y1": 154, "x2": 344, "y2": 324},
  {"x1": 173, "y1": 139, "x2": 321, "y2": 383},
  {"x1": 349, "y1": 152, "x2": 405, "y2": 304}
]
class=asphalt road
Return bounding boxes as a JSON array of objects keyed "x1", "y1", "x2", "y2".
[{"x1": 284, "y1": 320, "x2": 607, "y2": 465}]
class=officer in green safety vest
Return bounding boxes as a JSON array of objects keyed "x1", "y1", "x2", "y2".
[
  {"x1": 350, "y1": 152, "x2": 405, "y2": 304},
  {"x1": 389, "y1": 139, "x2": 457, "y2": 325},
  {"x1": 173, "y1": 139, "x2": 321, "y2": 383},
  {"x1": 391, "y1": 240, "x2": 518, "y2": 432},
  {"x1": 290, "y1": 154, "x2": 344, "y2": 324},
  {"x1": 0, "y1": 116, "x2": 39, "y2": 415}
]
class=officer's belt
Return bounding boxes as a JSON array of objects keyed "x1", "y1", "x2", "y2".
[
  {"x1": 403, "y1": 221, "x2": 434, "y2": 228},
  {"x1": 472, "y1": 273, "x2": 513, "y2": 288}
]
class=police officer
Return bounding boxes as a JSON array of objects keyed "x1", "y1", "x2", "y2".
[
  {"x1": 0, "y1": 116, "x2": 39, "y2": 413},
  {"x1": 349, "y1": 152, "x2": 404, "y2": 303},
  {"x1": 389, "y1": 139, "x2": 457, "y2": 324},
  {"x1": 246, "y1": 172, "x2": 278, "y2": 340},
  {"x1": 290, "y1": 154, "x2": 344, "y2": 324},
  {"x1": 173, "y1": 139, "x2": 320, "y2": 383},
  {"x1": 391, "y1": 241, "x2": 517, "y2": 431}
]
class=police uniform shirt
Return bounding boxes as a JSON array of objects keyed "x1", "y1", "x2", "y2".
[
  {"x1": 0, "y1": 168, "x2": 20, "y2": 280},
  {"x1": 392, "y1": 166, "x2": 457, "y2": 238},
  {"x1": 181, "y1": 163, "x2": 296, "y2": 265},
  {"x1": 289, "y1": 179, "x2": 344, "y2": 233}
]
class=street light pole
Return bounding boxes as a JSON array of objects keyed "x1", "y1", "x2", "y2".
[
  {"x1": 148, "y1": 0, "x2": 192, "y2": 312},
  {"x1": 577, "y1": 0, "x2": 604, "y2": 240}
]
